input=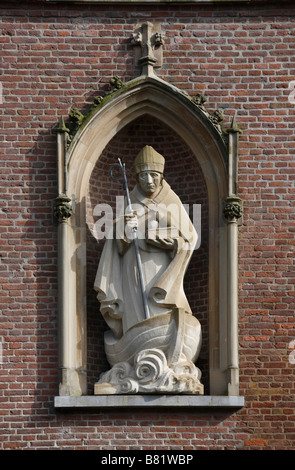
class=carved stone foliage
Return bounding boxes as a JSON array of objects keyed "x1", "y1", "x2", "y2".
[
  {"x1": 223, "y1": 196, "x2": 243, "y2": 221},
  {"x1": 191, "y1": 93, "x2": 207, "y2": 107},
  {"x1": 54, "y1": 75, "x2": 126, "y2": 148},
  {"x1": 54, "y1": 195, "x2": 72, "y2": 222}
]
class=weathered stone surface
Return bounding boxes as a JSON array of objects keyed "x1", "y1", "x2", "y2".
[{"x1": 54, "y1": 395, "x2": 244, "y2": 409}]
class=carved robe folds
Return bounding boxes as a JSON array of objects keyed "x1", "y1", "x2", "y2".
[{"x1": 94, "y1": 179, "x2": 203, "y2": 395}]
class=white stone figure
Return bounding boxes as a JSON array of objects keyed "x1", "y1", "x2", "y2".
[{"x1": 94, "y1": 146, "x2": 203, "y2": 395}]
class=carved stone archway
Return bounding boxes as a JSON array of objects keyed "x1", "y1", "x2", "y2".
[{"x1": 54, "y1": 74, "x2": 243, "y2": 403}]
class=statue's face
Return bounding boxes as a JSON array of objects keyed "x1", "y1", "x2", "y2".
[{"x1": 137, "y1": 170, "x2": 162, "y2": 196}]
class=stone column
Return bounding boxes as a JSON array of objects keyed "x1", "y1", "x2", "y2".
[
  {"x1": 54, "y1": 120, "x2": 87, "y2": 396},
  {"x1": 224, "y1": 197, "x2": 243, "y2": 396},
  {"x1": 224, "y1": 117, "x2": 243, "y2": 396}
]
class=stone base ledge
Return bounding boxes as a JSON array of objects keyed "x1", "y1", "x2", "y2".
[{"x1": 54, "y1": 395, "x2": 244, "y2": 409}]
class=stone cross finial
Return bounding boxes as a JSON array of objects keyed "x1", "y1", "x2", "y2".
[{"x1": 131, "y1": 22, "x2": 164, "y2": 76}]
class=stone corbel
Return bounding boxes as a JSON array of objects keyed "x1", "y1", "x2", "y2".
[
  {"x1": 224, "y1": 196, "x2": 243, "y2": 222},
  {"x1": 54, "y1": 195, "x2": 72, "y2": 223},
  {"x1": 224, "y1": 116, "x2": 243, "y2": 396}
]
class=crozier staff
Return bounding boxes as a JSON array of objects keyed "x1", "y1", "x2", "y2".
[{"x1": 116, "y1": 157, "x2": 150, "y2": 321}]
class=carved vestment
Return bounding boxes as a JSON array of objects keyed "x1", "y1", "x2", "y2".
[{"x1": 94, "y1": 180, "x2": 198, "y2": 339}]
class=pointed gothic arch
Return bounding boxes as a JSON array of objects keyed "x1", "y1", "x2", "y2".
[{"x1": 54, "y1": 75, "x2": 243, "y2": 402}]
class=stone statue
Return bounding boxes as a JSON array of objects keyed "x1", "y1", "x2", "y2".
[{"x1": 94, "y1": 146, "x2": 203, "y2": 395}]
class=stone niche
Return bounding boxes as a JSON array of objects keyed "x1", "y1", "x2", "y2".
[
  {"x1": 53, "y1": 71, "x2": 244, "y2": 409},
  {"x1": 86, "y1": 115, "x2": 209, "y2": 394}
]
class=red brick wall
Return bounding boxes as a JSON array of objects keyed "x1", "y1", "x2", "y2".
[{"x1": 1, "y1": 0, "x2": 295, "y2": 450}]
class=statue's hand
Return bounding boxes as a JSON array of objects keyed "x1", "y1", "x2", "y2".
[
  {"x1": 148, "y1": 236, "x2": 175, "y2": 250},
  {"x1": 125, "y1": 212, "x2": 138, "y2": 239}
]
